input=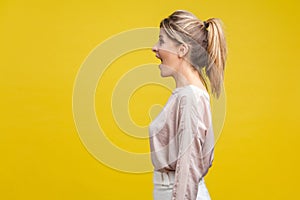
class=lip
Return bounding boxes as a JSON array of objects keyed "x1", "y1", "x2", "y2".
[{"x1": 155, "y1": 54, "x2": 162, "y2": 61}]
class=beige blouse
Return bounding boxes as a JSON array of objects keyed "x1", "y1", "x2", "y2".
[{"x1": 149, "y1": 85, "x2": 215, "y2": 200}]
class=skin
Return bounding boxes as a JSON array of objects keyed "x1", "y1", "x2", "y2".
[{"x1": 152, "y1": 28, "x2": 207, "y2": 92}]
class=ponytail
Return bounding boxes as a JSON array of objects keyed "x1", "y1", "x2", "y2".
[{"x1": 205, "y1": 18, "x2": 227, "y2": 99}]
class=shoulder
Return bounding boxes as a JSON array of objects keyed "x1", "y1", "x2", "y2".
[
  {"x1": 172, "y1": 85, "x2": 195, "y2": 103},
  {"x1": 172, "y1": 85, "x2": 210, "y2": 109}
]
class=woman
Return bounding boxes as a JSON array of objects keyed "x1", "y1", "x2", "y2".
[{"x1": 149, "y1": 10, "x2": 227, "y2": 200}]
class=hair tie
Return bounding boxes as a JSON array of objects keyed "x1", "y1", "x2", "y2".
[{"x1": 203, "y1": 21, "x2": 209, "y2": 29}]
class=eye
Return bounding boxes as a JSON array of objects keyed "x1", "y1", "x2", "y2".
[{"x1": 159, "y1": 39, "x2": 164, "y2": 45}]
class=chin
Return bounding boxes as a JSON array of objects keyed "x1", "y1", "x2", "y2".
[
  {"x1": 159, "y1": 64, "x2": 173, "y2": 77},
  {"x1": 160, "y1": 72, "x2": 169, "y2": 77}
]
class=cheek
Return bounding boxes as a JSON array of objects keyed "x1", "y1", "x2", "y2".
[
  {"x1": 162, "y1": 52, "x2": 179, "y2": 69},
  {"x1": 160, "y1": 50, "x2": 177, "y2": 62}
]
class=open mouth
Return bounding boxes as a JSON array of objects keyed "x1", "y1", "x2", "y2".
[{"x1": 156, "y1": 54, "x2": 162, "y2": 62}]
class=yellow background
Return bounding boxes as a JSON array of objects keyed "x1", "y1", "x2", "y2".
[{"x1": 1, "y1": 0, "x2": 300, "y2": 199}]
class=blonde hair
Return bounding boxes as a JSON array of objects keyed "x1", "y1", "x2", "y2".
[{"x1": 160, "y1": 10, "x2": 227, "y2": 98}]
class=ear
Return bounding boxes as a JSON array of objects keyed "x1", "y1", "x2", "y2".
[{"x1": 178, "y1": 43, "x2": 189, "y2": 58}]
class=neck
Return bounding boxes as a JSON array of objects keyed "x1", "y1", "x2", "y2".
[{"x1": 173, "y1": 61, "x2": 207, "y2": 91}]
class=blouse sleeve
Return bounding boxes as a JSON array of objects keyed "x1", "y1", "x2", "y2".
[{"x1": 171, "y1": 94, "x2": 214, "y2": 200}]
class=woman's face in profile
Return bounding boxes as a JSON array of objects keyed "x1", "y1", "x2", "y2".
[{"x1": 152, "y1": 28, "x2": 180, "y2": 77}]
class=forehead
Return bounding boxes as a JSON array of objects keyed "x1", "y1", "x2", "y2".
[
  {"x1": 159, "y1": 28, "x2": 167, "y2": 37},
  {"x1": 158, "y1": 28, "x2": 179, "y2": 45}
]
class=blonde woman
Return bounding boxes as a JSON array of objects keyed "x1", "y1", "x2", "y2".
[{"x1": 149, "y1": 10, "x2": 227, "y2": 200}]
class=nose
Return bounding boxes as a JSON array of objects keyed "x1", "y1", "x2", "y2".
[{"x1": 152, "y1": 43, "x2": 158, "y2": 53}]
